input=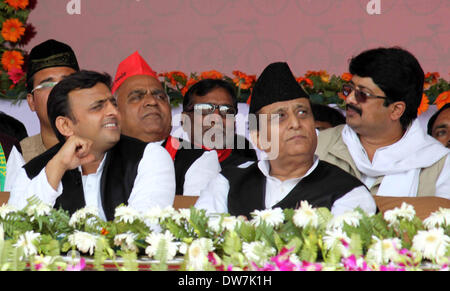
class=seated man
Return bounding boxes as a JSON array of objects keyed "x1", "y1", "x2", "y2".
[
  {"x1": 311, "y1": 103, "x2": 346, "y2": 131},
  {"x1": 316, "y1": 47, "x2": 450, "y2": 198},
  {"x1": 182, "y1": 78, "x2": 258, "y2": 168},
  {"x1": 195, "y1": 62, "x2": 375, "y2": 218},
  {"x1": 8, "y1": 71, "x2": 175, "y2": 221},
  {"x1": 427, "y1": 103, "x2": 450, "y2": 148},
  {"x1": 5, "y1": 39, "x2": 80, "y2": 192},
  {"x1": 112, "y1": 51, "x2": 221, "y2": 196}
]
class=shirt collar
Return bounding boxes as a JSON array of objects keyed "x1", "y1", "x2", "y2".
[{"x1": 257, "y1": 155, "x2": 320, "y2": 181}]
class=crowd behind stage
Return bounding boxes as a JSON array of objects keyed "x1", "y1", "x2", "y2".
[{"x1": 0, "y1": 39, "x2": 449, "y2": 221}]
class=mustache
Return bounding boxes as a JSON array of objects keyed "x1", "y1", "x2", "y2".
[{"x1": 346, "y1": 104, "x2": 362, "y2": 116}]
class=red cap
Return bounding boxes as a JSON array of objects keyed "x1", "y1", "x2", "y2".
[{"x1": 111, "y1": 51, "x2": 158, "y2": 94}]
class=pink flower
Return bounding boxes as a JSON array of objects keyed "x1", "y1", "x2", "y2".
[
  {"x1": 66, "y1": 258, "x2": 86, "y2": 271},
  {"x1": 379, "y1": 263, "x2": 406, "y2": 271},
  {"x1": 7, "y1": 67, "x2": 25, "y2": 84},
  {"x1": 342, "y1": 255, "x2": 371, "y2": 271}
]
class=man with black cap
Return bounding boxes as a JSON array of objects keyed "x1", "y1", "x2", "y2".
[
  {"x1": 5, "y1": 39, "x2": 80, "y2": 191},
  {"x1": 195, "y1": 62, "x2": 376, "y2": 218}
]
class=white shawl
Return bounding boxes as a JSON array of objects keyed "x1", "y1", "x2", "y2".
[{"x1": 342, "y1": 119, "x2": 450, "y2": 196}]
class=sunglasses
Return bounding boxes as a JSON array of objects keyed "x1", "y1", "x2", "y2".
[
  {"x1": 188, "y1": 103, "x2": 237, "y2": 116},
  {"x1": 31, "y1": 81, "x2": 58, "y2": 94},
  {"x1": 342, "y1": 84, "x2": 386, "y2": 103}
]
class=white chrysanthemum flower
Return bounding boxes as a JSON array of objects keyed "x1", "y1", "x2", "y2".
[
  {"x1": 145, "y1": 230, "x2": 178, "y2": 261},
  {"x1": 114, "y1": 205, "x2": 141, "y2": 224},
  {"x1": 366, "y1": 236, "x2": 402, "y2": 265},
  {"x1": 68, "y1": 231, "x2": 99, "y2": 255},
  {"x1": 327, "y1": 211, "x2": 362, "y2": 230},
  {"x1": 143, "y1": 206, "x2": 163, "y2": 225},
  {"x1": 384, "y1": 203, "x2": 416, "y2": 226},
  {"x1": 423, "y1": 208, "x2": 450, "y2": 229},
  {"x1": 69, "y1": 206, "x2": 99, "y2": 226},
  {"x1": 0, "y1": 204, "x2": 17, "y2": 219},
  {"x1": 160, "y1": 206, "x2": 177, "y2": 220},
  {"x1": 186, "y1": 238, "x2": 214, "y2": 271},
  {"x1": 293, "y1": 201, "x2": 318, "y2": 228},
  {"x1": 412, "y1": 228, "x2": 450, "y2": 261},
  {"x1": 173, "y1": 209, "x2": 191, "y2": 225},
  {"x1": 250, "y1": 208, "x2": 285, "y2": 227},
  {"x1": 26, "y1": 202, "x2": 52, "y2": 219},
  {"x1": 14, "y1": 231, "x2": 40, "y2": 257},
  {"x1": 242, "y1": 241, "x2": 276, "y2": 265},
  {"x1": 114, "y1": 232, "x2": 139, "y2": 252},
  {"x1": 208, "y1": 215, "x2": 241, "y2": 233},
  {"x1": 323, "y1": 228, "x2": 351, "y2": 257}
]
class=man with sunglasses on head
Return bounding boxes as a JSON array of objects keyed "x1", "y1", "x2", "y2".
[
  {"x1": 182, "y1": 79, "x2": 257, "y2": 168},
  {"x1": 112, "y1": 52, "x2": 223, "y2": 196},
  {"x1": 316, "y1": 47, "x2": 450, "y2": 198},
  {"x1": 5, "y1": 39, "x2": 80, "y2": 192}
]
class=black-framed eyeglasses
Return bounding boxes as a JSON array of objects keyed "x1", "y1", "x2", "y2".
[
  {"x1": 187, "y1": 103, "x2": 237, "y2": 116},
  {"x1": 342, "y1": 84, "x2": 386, "y2": 103}
]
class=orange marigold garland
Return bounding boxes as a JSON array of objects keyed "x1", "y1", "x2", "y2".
[
  {"x1": 1, "y1": 0, "x2": 36, "y2": 101},
  {"x1": 5, "y1": 0, "x2": 29, "y2": 10}
]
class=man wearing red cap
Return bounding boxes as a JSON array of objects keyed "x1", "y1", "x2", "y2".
[{"x1": 112, "y1": 52, "x2": 220, "y2": 196}]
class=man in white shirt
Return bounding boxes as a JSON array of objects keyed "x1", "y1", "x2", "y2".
[
  {"x1": 316, "y1": 47, "x2": 450, "y2": 198},
  {"x1": 5, "y1": 39, "x2": 80, "y2": 191},
  {"x1": 112, "y1": 51, "x2": 221, "y2": 196},
  {"x1": 8, "y1": 70, "x2": 175, "y2": 221},
  {"x1": 195, "y1": 62, "x2": 376, "y2": 218}
]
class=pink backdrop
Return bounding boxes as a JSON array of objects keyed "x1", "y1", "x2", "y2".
[{"x1": 25, "y1": 0, "x2": 450, "y2": 77}]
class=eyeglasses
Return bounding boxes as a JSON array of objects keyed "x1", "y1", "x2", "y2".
[
  {"x1": 188, "y1": 103, "x2": 237, "y2": 116},
  {"x1": 342, "y1": 84, "x2": 386, "y2": 103},
  {"x1": 31, "y1": 81, "x2": 58, "y2": 94}
]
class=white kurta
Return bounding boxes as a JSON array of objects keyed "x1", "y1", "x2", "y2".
[{"x1": 195, "y1": 156, "x2": 377, "y2": 216}]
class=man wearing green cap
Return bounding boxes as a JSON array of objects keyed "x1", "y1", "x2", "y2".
[
  {"x1": 195, "y1": 62, "x2": 376, "y2": 218},
  {"x1": 5, "y1": 39, "x2": 80, "y2": 191}
]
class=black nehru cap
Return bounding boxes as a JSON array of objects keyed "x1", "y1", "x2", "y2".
[
  {"x1": 249, "y1": 62, "x2": 309, "y2": 114},
  {"x1": 27, "y1": 39, "x2": 79, "y2": 83}
]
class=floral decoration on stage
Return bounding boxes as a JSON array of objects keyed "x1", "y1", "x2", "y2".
[
  {"x1": 0, "y1": 0, "x2": 36, "y2": 102},
  {"x1": 159, "y1": 69, "x2": 450, "y2": 114},
  {"x1": 0, "y1": 197, "x2": 448, "y2": 271}
]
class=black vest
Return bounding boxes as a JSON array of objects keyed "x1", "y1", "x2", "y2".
[
  {"x1": 222, "y1": 160, "x2": 366, "y2": 219},
  {"x1": 220, "y1": 135, "x2": 258, "y2": 168},
  {"x1": 23, "y1": 135, "x2": 147, "y2": 221}
]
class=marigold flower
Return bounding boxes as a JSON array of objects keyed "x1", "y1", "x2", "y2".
[
  {"x1": 1, "y1": 18, "x2": 26, "y2": 43},
  {"x1": 233, "y1": 70, "x2": 256, "y2": 90},
  {"x1": 1, "y1": 50, "x2": 24, "y2": 71},
  {"x1": 200, "y1": 70, "x2": 223, "y2": 80},
  {"x1": 305, "y1": 70, "x2": 329, "y2": 83},
  {"x1": 341, "y1": 73, "x2": 353, "y2": 82},
  {"x1": 5, "y1": 0, "x2": 29, "y2": 10},
  {"x1": 181, "y1": 78, "x2": 199, "y2": 96},
  {"x1": 434, "y1": 91, "x2": 450, "y2": 110},
  {"x1": 417, "y1": 93, "x2": 429, "y2": 116},
  {"x1": 296, "y1": 77, "x2": 314, "y2": 87}
]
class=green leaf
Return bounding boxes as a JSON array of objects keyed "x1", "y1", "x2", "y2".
[{"x1": 223, "y1": 231, "x2": 242, "y2": 256}]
